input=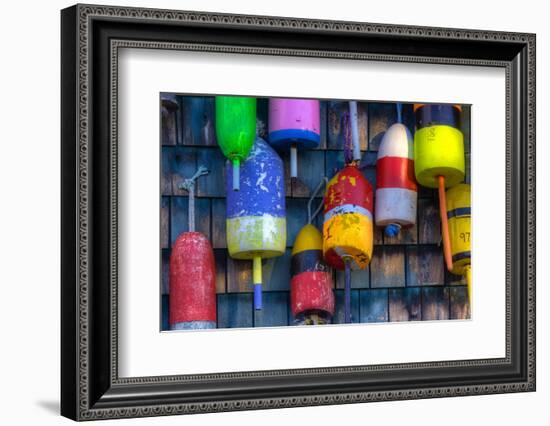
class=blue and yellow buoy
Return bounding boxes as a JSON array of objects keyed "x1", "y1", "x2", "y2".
[{"x1": 226, "y1": 137, "x2": 287, "y2": 310}]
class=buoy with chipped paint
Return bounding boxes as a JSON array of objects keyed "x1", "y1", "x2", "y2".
[
  {"x1": 323, "y1": 166, "x2": 374, "y2": 271},
  {"x1": 226, "y1": 137, "x2": 286, "y2": 310},
  {"x1": 446, "y1": 183, "x2": 472, "y2": 304},
  {"x1": 215, "y1": 96, "x2": 257, "y2": 191},
  {"x1": 268, "y1": 98, "x2": 320, "y2": 178},
  {"x1": 375, "y1": 122, "x2": 417, "y2": 238},
  {"x1": 414, "y1": 103, "x2": 465, "y2": 272},
  {"x1": 291, "y1": 178, "x2": 335, "y2": 325},
  {"x1": 169, "y1": 166, "x2": 217, "y2": 330},
  {"x1": 322, "y1": 101, "x2": 373, "y2": 323}
]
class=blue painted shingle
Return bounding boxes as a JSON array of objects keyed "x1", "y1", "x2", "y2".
[{"x1": 217, "y1": 293, "x2": 253, "y2": 328}]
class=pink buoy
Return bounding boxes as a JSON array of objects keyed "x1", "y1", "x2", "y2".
[{"x1": 268, "y1": 98, "x2": 320, "y2": 178}]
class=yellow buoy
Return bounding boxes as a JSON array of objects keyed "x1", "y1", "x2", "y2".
[
  {"x1": 414, "y1": 104, "x2": 466, "y2": 273},
  {"x1": 446, "y1": 183, "x2": 471, "y2": 303}
]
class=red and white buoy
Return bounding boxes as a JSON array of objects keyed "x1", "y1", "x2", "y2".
[{"x1": 375, "y1": 115, "x2": 417, "y2": 238}]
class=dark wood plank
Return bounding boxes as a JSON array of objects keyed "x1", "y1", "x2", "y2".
[
  {"x1": 256, "y1": 97, "x2": 269, "y2": 140},
  {"x1": 359, "y1": 289, "x2": 388, "y2": 323},
  {"x1": 461, "y1": 105, "x2": 471, "y2": 155},
  {"x1": 333, "y1": 289, "x2": 360, "y2": 324},
  {"x1": 217, "y1": 293, "x2": 253, "y2": 328},
  {"x1": 263, "y1": 249, "x2": 292, "y2": 291},
  {"x1": 161, "y1": 249, "x2": 170, "y2": 295},
  {"x1": 196, "y1": 148, "x2": 226, "y2": 197},
  {"x1": 335, "y1": 266, "x2": 369, "y2": 289},
  {"x1": 324, "y1": 150, "x2": 344, "y2": 180},
  {"x1": 421, "y1": 287, "x2": 450, "y2": 320},
  {"x1": 418, "y1": 197, "x2": 441, "y2": 244},
  {"x1": 160, "y1": 196, "x2": 170, "y2": 249},
  {"x1": 361, "y1": 165, "x2": 377, "y2": 191},
  {"x1": 226, "y1": 257, "x2": 252, "y2": 293},
  {"x1": 161, "y1": 147, "x2": 172, "y2": 196},
  {"x1": 406, "y1": 246, "x2": 445, "y2": 286},
  {"x1": 181, "y1": 96, "x2": 217, "y2": 146},
  {"x1": 214, "y1": 249, "x2": 226, "y2": 294},
  {"x1": 357, "y1": 102, "x2": 369, "y2": 151},
  {"x1": 286, "y1": 199, "x2": 309, "y2": 248},
  {"x1": 170, "y1": 197, "x2": 211, "y2": 246},
  {"x1": 211, "y1": 198, "x2": 227, "y2": 249},
  {"x1": 373, "y1": 225, "x2": 384, "y2": 245},
  {"x1": 401, "y1": 103, "x2": 416, "y2": 135},
  {"x1": 254, "y1": 292, "x2": 289, "y2": 327},
  {"x1": 291, "y1": 150, "x2": 325, "y2": 198},
  {"x1": 161, "y1": 294, "x2": 170, "y2": 331},
  {"x1": 170, "y1": 147, "x2": 197, "y2": 196},
  {"x1": 359, "y1": 151, "x2": 377, "y2": 168},
  {"x1": 315, "y1": 101, "x2": 328, "y2": 150},
  {"x1": 450, "y1": 286, "x2": 471, "y2": 320},
  {"x1": 370, "y1": 246, "x2": 406, "y2": 288},
  {"x1": 465, "y1": 152, "x2": 471, "y2": 185},
  {"x1": 389, "y1": 287, "x2": 421, "y2": 322},
  {"x1": 327, "y1": 101, "x2": 347, "y2": 150},
  {"x1": 161, "y1": 99, "x2": 178, "y2": 146},
  {"x1": 368, "y1": 102, "x2": 397, "y2": 151}
]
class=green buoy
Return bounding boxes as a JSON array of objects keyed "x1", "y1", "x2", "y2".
[{"x1": 215, "y1": 96, "x2": 257, "y2": 191}]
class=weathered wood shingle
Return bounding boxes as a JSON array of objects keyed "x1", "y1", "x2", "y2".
[{"x1": 162, "y1": 96, "x2": 471, "y2": 328}]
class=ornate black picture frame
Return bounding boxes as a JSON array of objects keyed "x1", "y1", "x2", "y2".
[{"x1": 61, "y1": 3, "x2": 536, "y2": 421}]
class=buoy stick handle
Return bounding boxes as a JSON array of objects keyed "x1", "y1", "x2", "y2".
[
  {"x1": 180, "y1": 165, "x2": 209, "y2": 232},
  {"x1": 438, "y1": 176, "x2": 454, "y2": 272},
  {"x1": 290, "y1": 144, "x2": 298, "y2": 178},
  {"x1": 349, "y1": 101, "x2": 361, "y2": 162},
  {"x1": 232, "y1": 158, "x2": 240, "y2": 191},
  {"x1": 253, "y1": 256, "x2": 263, "y2": 310},
  {"x1": 344, "y1": 259, "x2": 352, "y2": 324}
]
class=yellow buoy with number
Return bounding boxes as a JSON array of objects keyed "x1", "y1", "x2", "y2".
[
  {"x1": 414, "y1": 103, "x2": 466, "y2": 274},
  {"x1": 446, "y1": 183, "x2": 471, "y2": 303}
]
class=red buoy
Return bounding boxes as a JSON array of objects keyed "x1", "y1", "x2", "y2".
[
  {"x1": 170, "y1": 232, "x2": 216, "y2": 329},
  {"x1": 169, "y1": 166, "x2": 217, "y2": 330}
]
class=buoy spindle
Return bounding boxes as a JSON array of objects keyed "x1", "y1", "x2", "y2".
[
  {"x1": 344, "y1": 258, "x2": 352, "y2": 323},
  {"x1": 349, "y1": 101, "x2": 361, "y2": 162},
  {"x1": 438, "y1": 175, "x2": 454, "y2": 272},
  {"x1": 253, "y1": 256, "x2": 263, "y2": 310},
  {"x1": 290, "y1": 144, "x2": 298, "y2": 178},
  {"x1": 232, "y1": 158, "x2": 240, "y2": 191}
]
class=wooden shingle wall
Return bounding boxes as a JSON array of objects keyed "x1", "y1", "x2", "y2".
[{"x1": 160, "y1": 96, "x2": 471, "y2": 329}]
